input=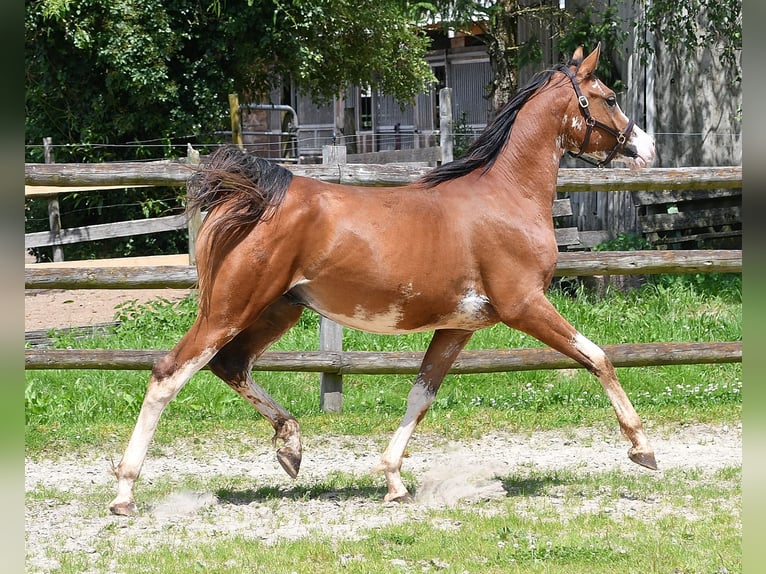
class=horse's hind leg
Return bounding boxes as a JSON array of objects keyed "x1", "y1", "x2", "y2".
[
  {"x1": 208, "y1": 296, "x2": 305, "y2": 478},
  {"x1": 376, "y1": 328, "x2": 473, "y2": 502},
  {"x1": 503, "y1": 294, "x2": 656, "y2": 470},
  {"x1": 109, "y1": 321, "x2": 235, "y2": 516}
]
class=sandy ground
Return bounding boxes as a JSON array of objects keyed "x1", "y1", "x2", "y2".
[
  {"x1": 25, "y1": 422, "x2": 742, "y2": 572},
  {"x1": 24, "y1": 288, "x2": 190, "y2": 332},
  {"x1": 24, "y1": 260, "x2": 742, "y2": 571},
  {"x1": 24, "y1": 250, "x2": 190, "y2": 332}
]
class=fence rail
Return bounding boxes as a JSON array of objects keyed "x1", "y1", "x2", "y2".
[
  {"x1": 25, "y1": 162, "x2": 742, "y2": 191},
  {"x1": 24, "y1": 250, "x2": 742, "y2": 290},
  {"x1": 25, "y1": 162, "x2": 742, "y2": 264},
  {"x1": 25, "y1": 342, "x2": 741, "y2": 372},
  {"x1": 25, "y1": 160, "x2": 743, "y2": 412}
]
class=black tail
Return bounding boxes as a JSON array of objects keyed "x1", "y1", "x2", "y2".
[
  {"x1": 186, "y1": 146, "x2": 293, "y2": 309},
  {"x1": 187, "y1": 145, "x2": 292, "y2": 227}
]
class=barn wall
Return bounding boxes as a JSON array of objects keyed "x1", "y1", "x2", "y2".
[{"x1": 567, "y1": 0, "x2": 742, "y2": 241}]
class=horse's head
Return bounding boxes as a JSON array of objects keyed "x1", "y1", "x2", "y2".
[{"x1": 561, "y1": 44, "x2": 655, "y2": 169}]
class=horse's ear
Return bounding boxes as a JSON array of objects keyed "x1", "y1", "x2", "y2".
[
  {"x1": 571, "y1": 46, "x2": 584, "y2": 65},
  {"x1": 576, "y1": 42, "x2": 601, "y2": 78}
]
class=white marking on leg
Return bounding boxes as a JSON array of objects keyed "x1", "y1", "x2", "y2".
[
  {"x1": 112, "y1": 348, "x2": 217, "y2": 510},
  {"x1": 385, "y1": 383, "x2": 433, "y2": 462},
  {"x1": 572, "y1": 332, "x2": 607, "y2": 368},
  {"x1": 378, "y1": 382, "x2": 434, "y2": 500},
  {"x1": 571, "y1": 332, "x2": 649, "y2": 452}
]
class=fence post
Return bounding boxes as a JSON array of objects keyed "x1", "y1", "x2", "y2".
[
  {"x1": 439, "y1": 87, "x2": 454, "y2": 164},
  {"x1": 43, "y1": 137, "x2": 64, "y2": 262},
  {"x1": 186, "y1": 144, "x2": 202, "y2": 266},
  {"x1": 318, "y1": 145, "x2": 346, "y2": 412},
  {"x1": 229, "y1": 93, "x2": 244, "y2": 150}
]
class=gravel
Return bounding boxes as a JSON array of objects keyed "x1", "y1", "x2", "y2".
[{"x1": 25, "y1": 422, "x2": 741, "y2": 572}]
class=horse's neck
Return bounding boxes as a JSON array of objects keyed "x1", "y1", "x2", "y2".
[{"x1": 486, "y1": 98, "x2": 566, "y2": 211}]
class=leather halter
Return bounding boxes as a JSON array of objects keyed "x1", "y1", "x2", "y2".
[{"x1": 562, "y1": 67, "x2": 635, "y2": 167}]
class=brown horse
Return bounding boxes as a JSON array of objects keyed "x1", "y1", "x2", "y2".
[{"x1": 109, "y1": 44, "x2": 657, "y2": 515}]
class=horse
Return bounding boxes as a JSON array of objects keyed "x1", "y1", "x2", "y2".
[{"x1": 109, "y1": 44, "x2": 657, "y2": 515}]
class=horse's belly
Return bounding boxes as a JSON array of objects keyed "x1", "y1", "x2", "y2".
[{"x1": 290, "y1": 283, "x2": 498, "y2": 335}]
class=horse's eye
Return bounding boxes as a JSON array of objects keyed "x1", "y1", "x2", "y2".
[{"x1": 606, "y1": 96, "x2": 617, "y2": 108}]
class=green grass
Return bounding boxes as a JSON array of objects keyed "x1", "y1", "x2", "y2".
[{"x1": 25, "y1": 273, "x2": 742, "y2": 454}]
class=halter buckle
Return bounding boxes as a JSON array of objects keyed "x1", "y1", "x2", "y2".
[{"x1": 578, "y1": 95, "x2": 589, "y2": 109}]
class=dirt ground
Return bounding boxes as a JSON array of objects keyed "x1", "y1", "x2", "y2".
[
  {"x1": 25, "y1": 422, "x2": 742, "y2": 572},
  {"x1": 24, "y1": 288, "x2": 190, "y2": 332}
]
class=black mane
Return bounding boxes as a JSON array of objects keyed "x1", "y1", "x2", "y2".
[{"x1": 418, "y1": 63, "x2": 572, "y2": 187}]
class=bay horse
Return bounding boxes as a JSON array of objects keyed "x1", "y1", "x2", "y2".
[{"x1": 109, "y1": 44, "x2": 657, "y2": 515}]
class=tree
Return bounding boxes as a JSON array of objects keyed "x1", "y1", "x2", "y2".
[
  {"x1": 635, "y1": 0, "x2": 741, "y2": 84},
  {"x1": 25, "y1": 0, "x2": 435, "y2": 259},
  {"x1": 26, "y1": 0, "x2": 435, "y2": 161},
  {"x1": 417, "y1": 0, "x2": 566, "y2": 111},
  {"x1": 415, "y1": 0, "x2": 741, "y2": 109}
]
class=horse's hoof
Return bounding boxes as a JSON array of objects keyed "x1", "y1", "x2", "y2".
[
  {"x1": 629, "y1": 448, "x2": 658, "y2": 470},
  {"x1": 383, "y1": 492, "x2": 413, "y2": 503},
  {"x1": 109, "y1": 500, "x2": 137, "y2": 516},
  {"x1": 277, "y1": 447, "x2": 301, "y2": 479}
]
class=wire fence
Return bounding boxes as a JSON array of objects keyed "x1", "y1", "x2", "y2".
[{"x1": 25, "y1": 129, "x2": 742, "y2": 164}]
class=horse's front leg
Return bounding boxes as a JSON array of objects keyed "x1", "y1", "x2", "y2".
[
  {"x1": 503, "y1": 293, "x2": 657, "y2": 470},
  {"x1": 376, "y1": 329, "x2": 473, "y2": 502}
]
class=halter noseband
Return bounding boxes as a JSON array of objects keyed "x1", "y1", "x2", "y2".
[{"x1": 562, "y1": 67, "x2": 635, "y2": 167}]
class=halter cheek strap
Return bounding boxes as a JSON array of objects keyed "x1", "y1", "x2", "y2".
[{"x1": 562, "y1": 67, "x2": 635, "y2": 167}]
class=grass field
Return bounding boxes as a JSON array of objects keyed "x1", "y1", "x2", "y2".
[{"x1": 25, "y1": 273, "x2": 742, "y2": 451}]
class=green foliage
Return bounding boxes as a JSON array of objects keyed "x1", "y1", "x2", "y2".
[
  {"x1": 558, "y1": 2, "x2": 629, "y2": 92},
  {"x1": 452, "y1": 112, "x2": 479, "y2": 158},
  {"x1": 112, "y1": 295, "x2": 199, "y2": 348},
  {"x1": 635, "y1": 0, "x2": 742, "y2": 83},
  {"x1": 648, "y1": 272, "x2": 741, "y2": 303},
  {"x1": 592, "y1": 233, "x2": 651, "y2": 251},
  {"x1": 25, "y1": 186, "x2": 190, "y2": 262},
  {"x1": 25, "y1": 0, "x2": 435, "y2": 259},
  {"x1": 270, "y1": 0, "x2": 434, "y2": 105},
  {"x1": 26, "y1": 0, "x2": 434, "y2": 158}
]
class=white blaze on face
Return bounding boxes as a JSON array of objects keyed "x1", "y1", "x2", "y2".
[
  {"x1": 611, "y1": 102, "x2": 655, "y2": 169},
  {"x1": 626, "y1": 124, "x2": 656, "y2": 168},
  {"x1": 591, "y1": 80, "x2": 615, "y2": 100}
]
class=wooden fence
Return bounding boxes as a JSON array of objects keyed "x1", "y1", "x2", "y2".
[
  {"x1": 25, "y1": 160, "x2": 743, "y2": 411},
  {"x1": 25, "y1": 161, "x2": 741, "y2": 262}
]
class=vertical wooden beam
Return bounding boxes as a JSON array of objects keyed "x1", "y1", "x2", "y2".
[
  {"x1": 228, "y1": 93, "x2": 244, "y2": 150},
  {"x1": 319, "y1": 316, "x2": 343, "y2": 412},
  {"x1": 333, "y1": 91, "x2": 346, "y2": 146},
  {"x1": 321, "y1": 144, "x2": 347, "y2": 166},
  {"x1": 185, "y1": 144, "x2": 202, "y2": 266},
  {"x1": 439, "y1": 87, "x2": 454, "y2": 164},
  {"x1": 43, "y1": 137, "x2": 64, "y2": 262},
  {"x1": 318, "y1": 144, "x2": 346, "y2": 412}
]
